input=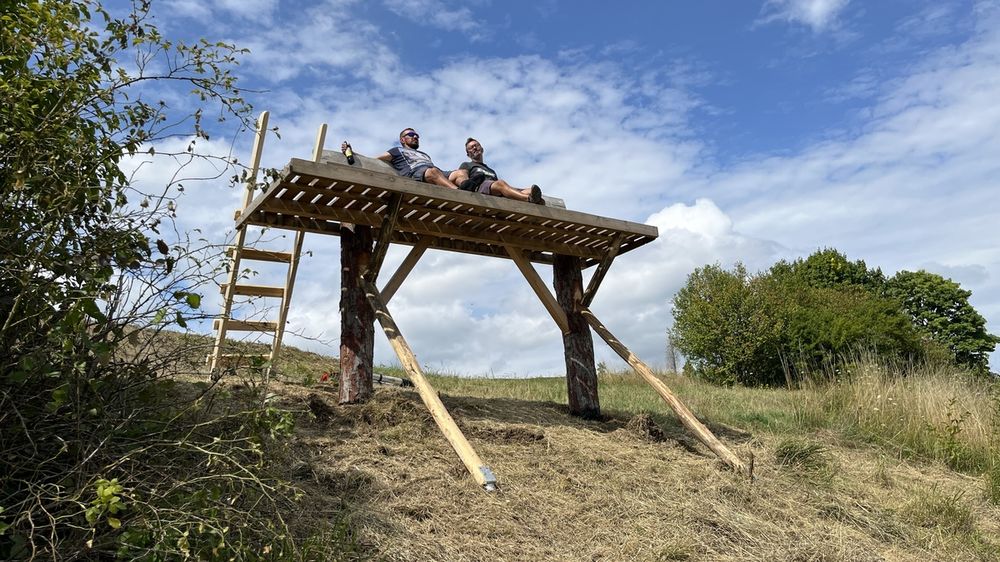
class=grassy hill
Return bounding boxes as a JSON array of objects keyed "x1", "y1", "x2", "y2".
[{"x1": 204, "y1": 343, "x2": 1000, "y2": 561}]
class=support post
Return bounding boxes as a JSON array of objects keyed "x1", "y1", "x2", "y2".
[
  {"x1": 361, "y1": 278, "x2": 498, "y2": 491},
  {"x1": 339, "y1": 224, "x2": 375, "y2": 404},
  {"x1": 579, "y1": 306, "x2": 753, "y2": 478},
  {"x1": 553, "y1": 254, "x2": 600, "y2": 419}
]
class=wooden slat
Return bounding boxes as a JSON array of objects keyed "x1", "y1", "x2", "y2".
[
  {"x1": 233, "y1": 248, "x2": 293, "y2": 263},
  {"x1": 213, "y1": 319, "x2": 278, "y2": 332},
  {"x1": 249, "y1": 202, "x2": 601, "y2": 259},
  {"x1": 219, "y1": 284, "x2": 284, "y2": 298},
  {"x1": 505, "y1": 246, "x2": 570, "y2": 334}
]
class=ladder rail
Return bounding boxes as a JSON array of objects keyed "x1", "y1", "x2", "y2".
[{"x1": 209, "y1": 111, "x2": 269, "y2": 373}]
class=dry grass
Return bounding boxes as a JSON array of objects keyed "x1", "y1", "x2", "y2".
[
  {"x1": 168, "y1": 332, "x2": 998, "y2": 561},
  {"x1": 251, "y1": 372, "x2": 999, "y2": 561}
]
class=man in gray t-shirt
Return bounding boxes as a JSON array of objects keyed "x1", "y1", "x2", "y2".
[
  {"x1": 453, "y1": 137, "x2": 543, "y2": 204},
  {"x1": 341, "y1": 128, "x2": 465, "y2": 190}
]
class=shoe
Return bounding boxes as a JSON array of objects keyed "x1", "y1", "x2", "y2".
[
  {"x1": 459, "y1": 173, "x2": 486, "y2": 192},
  {"x1": 529, "y1": 184, "x2": 544, "y2": 205}
]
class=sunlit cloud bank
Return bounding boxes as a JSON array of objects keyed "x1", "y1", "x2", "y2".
[{"x1": 130, "y1": 0, "x2": 1000, "y2": 374}]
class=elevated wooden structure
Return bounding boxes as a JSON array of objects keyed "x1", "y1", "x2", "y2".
[{"x1": 210, "y1": 113, "x2": 752, "y2": 491}]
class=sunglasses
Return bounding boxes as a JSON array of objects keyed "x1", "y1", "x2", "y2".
[{"x1": 403, "y1": 132, "x2": 419, "y2": 138}]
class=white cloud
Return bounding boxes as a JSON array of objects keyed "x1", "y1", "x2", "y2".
[
  {"x1": 382, "y1": 0, "x2": 479, "y2": 38},
  {"x1": 758, "y1": 0, "x2": 850, "y2": 32},
  {"x1": 131, "y1": 0, "x2": 1000, "y2": 375}
]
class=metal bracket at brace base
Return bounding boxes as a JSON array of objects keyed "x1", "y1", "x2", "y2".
[{"x1": 479, "y1": 466, "x2": 498, "y2": 492}]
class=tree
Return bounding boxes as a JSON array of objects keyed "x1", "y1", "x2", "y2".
[
  {"x1": 0, "y1": 1, "x2": 310, "y2": 558},
  {"x1": 886, "y1": 270, "x2": 999, "y2": 373},
  {"x1": 671, "y1": 254, "x2": 924, "y2": 387},
  {"x1": 670, "y1": 263, "x2": 786, "y2": 386},
  {"x1": 780, "y1": 284, "x2": 922, "y2": 375},
  {"x1": 770, "y1": 247, "x2": 886, "y2": 293}
]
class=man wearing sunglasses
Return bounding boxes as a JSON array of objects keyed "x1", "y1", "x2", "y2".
[
  {"x1": 341, "y1": 128, "x2": 464, "y2": 190},
  {"x1": 453, "y1": 138, "x2": 544, "y2": 204}
]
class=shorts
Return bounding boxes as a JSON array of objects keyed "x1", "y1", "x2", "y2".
[
  {"x1": 478, "y1": 180, "x2": 495, "y2": 195},
  {"x1": 409, "y1": 165, "x2": 452, "y2": 183}
]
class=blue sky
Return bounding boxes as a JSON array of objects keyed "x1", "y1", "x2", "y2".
[{"x1": 124, "y1": 0, "x2": 1000, "y2": 375}]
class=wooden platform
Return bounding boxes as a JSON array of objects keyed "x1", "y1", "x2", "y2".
[{"x1": 236, "y1": 157, "x2": 659, "y2": 267}]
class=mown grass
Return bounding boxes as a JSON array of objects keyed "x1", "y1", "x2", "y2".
[{"x1": 420, "y1": 359, "x2": 998, "y2": 493}]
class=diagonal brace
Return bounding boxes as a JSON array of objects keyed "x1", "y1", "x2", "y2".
[
  {"x1": 364, "y1": 193, "x2": 403, "y2": 283},
  {"x1": 360, "y1": 277, "x2": 498, "y2": 491},
  {"x1": 579, "y1": 305, "x2": 753, "y2": 478},
  {"x1": 505, "y1": 246, "x2": 569, "y2": 334},
  {"x1": 581, "y1": 233, "x2": 623, "y2": 307}
]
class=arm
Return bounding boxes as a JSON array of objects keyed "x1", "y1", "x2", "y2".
[{"x1": 340, "y1": 141, "x2": 392, "y2": 162}]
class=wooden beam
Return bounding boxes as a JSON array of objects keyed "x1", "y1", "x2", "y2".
[
  {"x1": 312, "y1": 123, "x2": 327, "y2": 163},
  {"x1": 579, "y1": 306, "x2": 753, "y2": 478},
  {"x1": 364, "y1": 192, "x2": 403, "y2": 283},
  {"x1": 380, "y1": 239, "x2": 429, "y2": 304},
  {"x1": 360, "y1": 278, "x2": 498, "y2": 491},
  {"x1": 581, "y1": 233, "x2": 624, "y2": 307},
  {"x1": 505, "y1": 246, "x2": 570, "y2": 334}
]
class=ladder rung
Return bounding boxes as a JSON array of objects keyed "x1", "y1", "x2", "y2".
[
  {"x1": 206, "y1": 353, "x2": 269, "y2": 366},
  {"x1": 214, "y1": 319, "x2": 278, "y2": 332},
  {"x1": 220, "y1": 284, "x2": 285, "y2": 298},
  {"x1": 232, "y1": 247, "x2": 294, "y2": 263}
]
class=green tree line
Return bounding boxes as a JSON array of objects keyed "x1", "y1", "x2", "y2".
[{"x1": 670, "y1": 249, "x2": 999, "y2": 386}]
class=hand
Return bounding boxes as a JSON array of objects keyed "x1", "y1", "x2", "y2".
[{"x1": 341, "y1": 141, "x2": 351, "y2": 153}]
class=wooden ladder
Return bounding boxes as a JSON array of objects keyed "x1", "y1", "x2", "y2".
[{"x1": 207, "y1": 113, "x2": 326, "y2": 374}]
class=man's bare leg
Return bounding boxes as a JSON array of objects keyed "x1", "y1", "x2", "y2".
[
  {"x1": 490, "y1": 179, "x2": 531, "y2": 201},
  {"x1": 449, "y1": 169, "x2": 468, "y2": 185},
  {"x1": 423, "y1": 167, "x2": 459, "y2": 189}
]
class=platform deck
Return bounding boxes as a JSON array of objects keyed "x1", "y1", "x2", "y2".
[{"x1": 237, "y1": 158, "x2": 659, "y2": 266}]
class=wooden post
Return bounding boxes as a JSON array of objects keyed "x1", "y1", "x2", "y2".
[
  {"x1": 553, "y1": 254, "x2": 600, "y2": 419},
  {"x1": 580, "y1": 306, "x2": 753, "y2": 478},
  {"x1": 361, "y1": 278, "x2": 498, "y2": 491},
  {"x1": 339, "y1": 224, "x2": 375, "y2": 404}
]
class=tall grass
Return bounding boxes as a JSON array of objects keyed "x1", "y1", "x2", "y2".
[{"x1": 423, "y1": 357, "x2": 998, "y2": 476}]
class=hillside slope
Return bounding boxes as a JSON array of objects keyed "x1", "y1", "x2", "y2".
[{"x1": 256, "y1": 372, "x2": 999, "y2": 561}]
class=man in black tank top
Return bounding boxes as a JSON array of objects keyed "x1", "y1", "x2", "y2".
[{"x1": 454, "y1": 138, "x2": 544, "y2": 204}]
